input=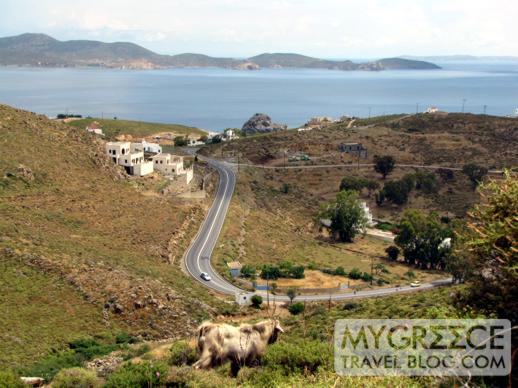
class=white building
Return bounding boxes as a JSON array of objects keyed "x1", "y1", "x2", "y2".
[
  {"x1": 131, "y1": 140, "x2": 162, "y2": 154},
  {"x1": 361, "y1": 202, "x2": 374, "y2": 227},
  {"x1": 105, "y1": 141, "x2": 154, "y2": 176},
  {"x1": 426, "y1": 106, "x2": 439, "y2": 114},
  {"x1": 86, "y1": 122, "x2": 103, "y2": 136},
  {"x1": 152, "y1": 153, "x2": 193, "y2": 184}
]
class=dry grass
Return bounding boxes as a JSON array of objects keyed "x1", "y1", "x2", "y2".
[{"x1": 0, "y1": 105, "x2": 221, "y2": 369}]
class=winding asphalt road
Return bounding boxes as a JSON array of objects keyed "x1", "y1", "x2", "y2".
[{"x1": 184, "y1": 156, "x2": 452, "y2": 302}]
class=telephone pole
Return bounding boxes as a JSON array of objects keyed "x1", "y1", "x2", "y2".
[{"x1": 462, "y1": 98, "x2": 467, "y2": 113}]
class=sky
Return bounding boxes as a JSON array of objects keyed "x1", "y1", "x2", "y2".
[{"x1": 1, "y1": 0, "x2": 517, "y2": 58}]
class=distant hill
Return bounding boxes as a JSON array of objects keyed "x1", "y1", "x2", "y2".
[{"x1": 0, "y1": 33, "x2": 440, "y2": 71}]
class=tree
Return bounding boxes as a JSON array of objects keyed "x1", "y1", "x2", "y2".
[
  {"x1": 462, "y1": 163, "x2": 488, "y2": 189},
  {"x1": 320, "y1": 190, "x2": 368, "y2": 242},
  {"x1": 414, "y1": 171, "x2": 439, "y2": 194},
  {"x1": 288, "y1": 302, "x2": 305, "y2": 315},
  {"x1": 395, "y1": 210, "x2": 452, "y2": 268},
  {"x1": 455, "y1": 171, "x2": 518, "y2": 324},
  {"x1": 174, "y1": 136, "x2": 188, "y2": 147},
  {"x1": 240, "y1": 264, "x2": 256, "y2": 279},
  {"x1": 250, "y1": 295, "x2": 263, "y2": 308},
  {"x1": 382, "y1": 180, "x2": 412, "y2": 205},
  {"x1": 211, "y1": 135, "x2": 222, "y2": 144},
  {"x1": 374, "y1": 155, "x2": 396, "y2": 179},
  {"x1": 373, "y1": 263, "x2": 387, "y2": 276},
  {"x1": 348, "y1": 268, "x2": 362, "y2": 279},
  {"x1": 339, "y1": 176, "x2": 368, "y2": 192},
  {"x1": 286, "y1": 287, "x2": 298, "y2": 304},
  {"x1": 385, "y1": 245, "x2": 400, "y2": 261},
  {"x1": 260, "y1": 265, "x2": 280, "y2": 280}
]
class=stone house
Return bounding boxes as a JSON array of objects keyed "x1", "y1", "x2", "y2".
[{"x1": 152, "y1": 153, "x2": 193, "y2": 184}]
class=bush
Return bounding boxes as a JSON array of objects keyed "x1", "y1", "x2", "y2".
[
  {"x1": 339, "y1": 176, "x2": 369, "y2": 192},
  {"x1": 169, "y1": 341, "x2": 197, "y2": 366},
  {"x1": 361, "y1": 272, "x2": 373, "y2": 282},
  {"x1": 104, "y1": 361, "x2": 167, "y2": 388},
  {"x1": 342, "y1": 302, "x2": 358, "y2": 310},
  {"x1": 405, "y1": 270, "x2": 416, "y2": 279},
  {"x1": 414, "y1": 171, "x2": 439, "y2": 194},
  {"x1": 306, "y1": 261, "x2": 318, "y2": 270},
  {"x1": 348, "y1": 267, "x2": 362, "y2": 280},
  {"x1": 334, "y1": 266, "x2": 346, "y2": 276},
  {"x1": 288, "y1": 302, "x2": 305, "y2": 315},
  {"x1": 52, "y1": 367, "x2": 100, "y2": 388},
  {"x1": 462, "y1": 163, "x2": 488, "y2": 189},
  {"x1": 281, "y1": 183, "x2": 291, "y2": 194},
  {"x1": 290, "y1": 265, "x2": 305, "y2": 279},
  {"x1": 382, "y1": 179, "x2": 412, "y2": 205},
  {"x1": 251, "y1": 294, "x2": 263, "y2": 308},
  {"x1": 260, "y1": 264, "x2": 281, "y2": 280},
  {"x1": 115, "y1": 332, "x2": 138, "y2": 344},
  {"x1": 263, "y1": 340, "x2": 332, "y2": 374},
  {"x1": 0, "y1": 370, "x2": 24, "y2": 388},
  {"x1": 173, "y1": 136, "x2": 188, "y2": 147},
  {"x1": 385, "y1": 245, "x2": 400, "y2": 261},
  {"x1": 240, "y1": 264, "x2": 256, "y2": 278}
]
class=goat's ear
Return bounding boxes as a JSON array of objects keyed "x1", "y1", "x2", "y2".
[{"x1": 275, "y1": 323, "x2": 284, "y2": 333}]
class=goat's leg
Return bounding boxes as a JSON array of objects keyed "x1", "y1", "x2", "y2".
[
  {"x1": 192, "y1": 351, "x2": 213, "y2": 369},
  {"x1": 230, "y1": 360, "x2": 241, "y2": 377}
]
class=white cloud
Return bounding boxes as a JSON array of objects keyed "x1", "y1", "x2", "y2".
[{"x1": 0, "y1": 0, "x2": 517, "y2": 56}]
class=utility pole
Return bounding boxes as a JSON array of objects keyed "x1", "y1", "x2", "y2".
[
  {"x1": 462, "y1": 98, "x2": 467, "y2": 113},
  {"x1": 370, "y1": 257, "x2": 374, "y2": 286},
  {"x1": 416, "y1": 103, "x2": 419, "y2": 114},
  {"x1": 483, "y1": 105, "x2": 487, "y2": 115},
  {"x1": 368, "y1": 107, "x2": 372, "y2": 119}
]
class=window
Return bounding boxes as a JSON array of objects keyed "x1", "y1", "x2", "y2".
[
  {"x1": 122, "y1": 149, "x2": 125, "y2": 155},
  {"x1": 125, "y1": 159, "x2": 128, "y2": 163}
]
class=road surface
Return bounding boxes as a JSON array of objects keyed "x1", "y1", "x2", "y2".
[{"x1": 184, "y1": 156, "x2": 452, "y2": 302}]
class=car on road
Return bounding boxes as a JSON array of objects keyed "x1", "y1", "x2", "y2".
[
  {"x1": 200, "y1": 272, "x2": 212, "y2": 281},
  {"x1": 410, "y1": 281, "x2": 421, "y2": 288}
]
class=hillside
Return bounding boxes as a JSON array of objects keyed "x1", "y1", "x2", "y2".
[
  {"x1": 0, "y1": 105, "x2": 221, "y2": 370},
  {"x1": 67, "y1": 117, "x2": 206, "y2": 140},
  {"x1": 0, "y1": 33, "x2": 440, "y2": 71}
]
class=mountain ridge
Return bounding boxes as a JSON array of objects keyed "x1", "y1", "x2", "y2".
[{"x1": 0, "y1": 33, "x2": 441, "y2": 70}]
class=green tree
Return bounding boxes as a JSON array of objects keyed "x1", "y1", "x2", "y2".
[
  {"x1": 260, "y1": 265, "x2": 281, "y2": 280},
  {"x1": 339, "y1": 176, "x2": 368, "y2": 192},
  {"x1": 286, "y1": 287, "x2": 298, "y2": 304},
  {"x1": 395, "y1": 210, "x2": 452, "y2": 268},
  {"x1": 240, "y1": 264, "x2": 256, "y2": 279},
  {"x1": 414, "y1": 171, "x2": 439, "y2": 194},
  {"x1": 173, "y1": 136, "x2": 188, "y2": 147},
  {"x1": 382, "y1": 180, "x2": 412, "y2": 205},
  {"x1": 455, "y1": 171, "x2": 518, "y2": 324},
  {"x1": 385, "y1": 245, "x2": 400, "y2": 261},
  {"x1": 374, "y1": 155, "x2": 396, "y2": 179},
  {"x1": 288, "y1": 302, "x2": 305, "y2": 315},
  {"x1": 462, "y1": 163, "x2": 488, "y2": 189},
  {"x1": 251, "y1": 295, "x2": 263, "y2": 308},
  {"x1": 320, "y1": 190, "x2": 368, "y2": 242}
]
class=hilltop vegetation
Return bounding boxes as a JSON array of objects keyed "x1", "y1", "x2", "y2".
[
  {"x1": 67, "y1": 117, "x2": 206, "y2": 140},
  {"x1": 0, "y1": 105, "x2": 219, "y2": 370}
]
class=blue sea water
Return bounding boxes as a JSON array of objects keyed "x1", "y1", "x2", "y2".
[{"x1": 0, "y1": 61, "x2": 517, "y2": 131}]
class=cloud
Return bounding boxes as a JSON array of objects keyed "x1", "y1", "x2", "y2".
[{"x1": 0, "y1": 0, "x2": 516, "y2": 56}]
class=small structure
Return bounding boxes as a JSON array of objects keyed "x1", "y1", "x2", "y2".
[
  {"x1": 361, "y1": 202, "x2": 374, "y2": 227},
  {"x1": 227, "y1": 261, "x2": 243, "y2": 278},
  {"x1": 297, "y1": 127, "x2": 313, "y2": 133},
  {"x1": 86, "y1": 121, "x2": 103, "y2": 135},
  {"x1": 105, "y1": 141, "x2": 153, "y2": 176},
  {"x1": 152, "y1": 153, "x2": 193, "y2": 184},
  {"x1": 339, "y1": 142, "x2": 368, "y2": 159},
  {"x1": 224, "y1": 129, "x2": 237, "y2": 141},
  {"x1": 235, "y1": 292, "x2": 252, "y2": 306},
  {"x1": 426, "y1": 106, "x2": 439, "y2": 114},
  {"x1": 308, "y1": 116, "x2": 334, "y2": 126}
]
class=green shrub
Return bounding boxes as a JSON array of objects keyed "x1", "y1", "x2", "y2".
[
  {"x1": 361, "y1": 272, "x2": 373, "y2": 282},
  {"x1": 342, "y1": 302, "x2": 358, "y2": 310},
  {"x1": 23, "y1": 350, "x2": 81, "y2": 381},
  {"x1": 169, "y1": 341, "x2": 197, "y2": 366},
  {"x1": 348, "y1": 267, "x2": 361, "y2": 280},
  {"x1": 334, "y1": 266, "x2": 346, "y2": 276},
  {"x1": 263, "y1": 340, "x2": 332, "y2": 374},
  {"x1": 405, "y1": 270, "x2": 416, "y2": 279},
  {"x1": 0, "y1": 370, "x2": 24, "y2": 388},
  {"x1": 385, "y1": 245, "x2": 400, "y2": 261},
  {"x1": 251, "y1": 294, "x2": 263, "y2": 308},
  {"x1": 288, "y1": 302, "x2": 305, "y2": 315},
  {"x1": 51, "y1": 367, "x2": 100, "y2": 388},
  {"x1": 104, "y1": 361, "x2": 167, "y2": 388},
  {"x1": 306, "y1": 261, "x2": 318, "y2": 270},
  {"x1": 115, "y1": 332, "x2": 138, "y2": 344},
  {"x1": 122, "y1": 344, "x2": 151, "y2": 361}
]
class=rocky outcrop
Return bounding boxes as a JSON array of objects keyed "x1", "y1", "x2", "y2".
[{"x1": 241, "y1": 113, "x2": 287, "y2": 135}]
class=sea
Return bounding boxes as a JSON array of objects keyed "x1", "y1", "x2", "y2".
[{"x1": 0, "y1": 60, "x2": 517, "y2": 131}]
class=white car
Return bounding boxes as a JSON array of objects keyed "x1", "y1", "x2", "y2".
[
  {"x1": 410, "y1": 281, "x2": 421, "y2": 288},
  {"x1": 200, "y1": 272, "x2": 212, "y2": 281}
]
